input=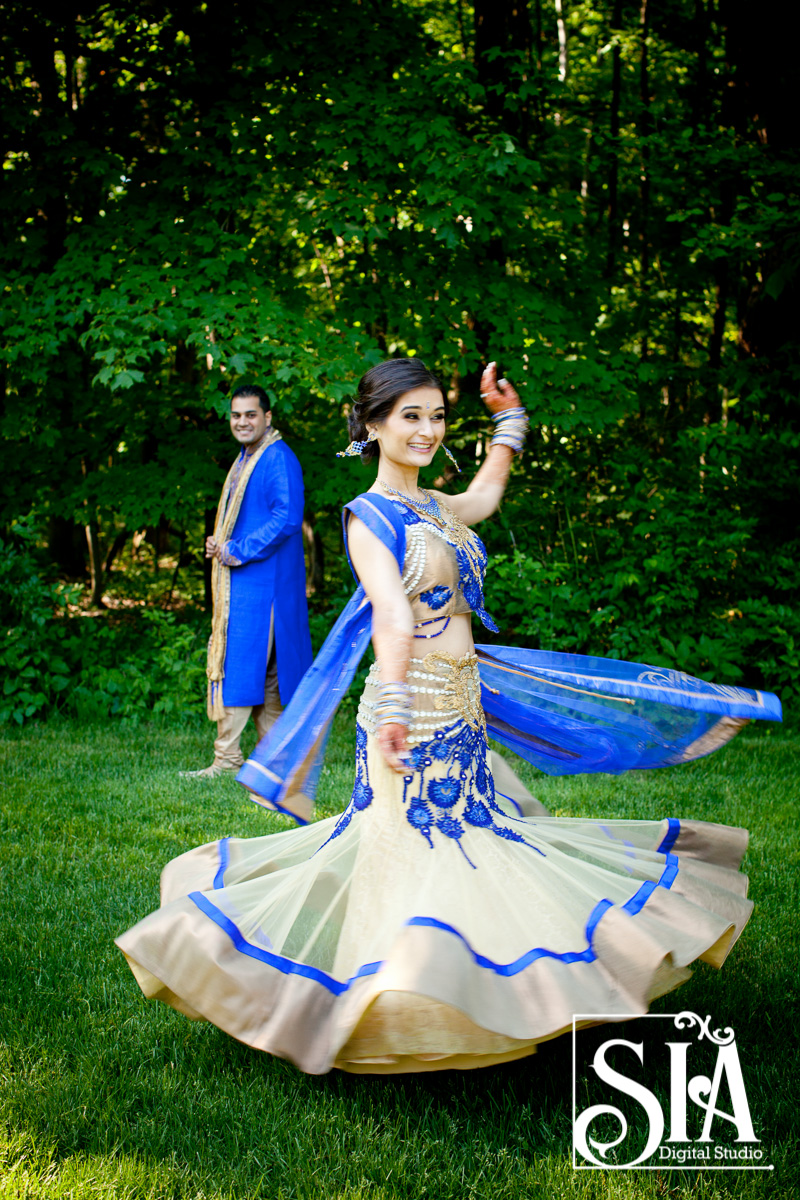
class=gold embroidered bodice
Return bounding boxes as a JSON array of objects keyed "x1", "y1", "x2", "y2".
[
  {"x1": 386, "y1": 495, "x2": 497, "y2": 632},
  {"x1": 402, "y1": 520, "x2": 474, "y2": 621}
]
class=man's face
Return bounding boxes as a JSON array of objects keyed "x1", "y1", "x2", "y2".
[{"x1": 230, "y1": 395, "x2": 270, "y2": 445}]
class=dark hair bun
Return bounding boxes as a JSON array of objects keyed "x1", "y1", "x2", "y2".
[{"x1": 347, "y1": 359, "x2": 446, "y2": 463}]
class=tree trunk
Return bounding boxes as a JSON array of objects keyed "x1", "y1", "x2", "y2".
[
  {"x1": 532, "y1": 0, "x2": 544, "y2": 131},
  {"x1": 691, "y1": 0, "x2": 710, "y2": 129},
  {"x1": 48, "y1": 516, "x2": 86, "y2": 576},
  {"x1": 474, "y1": 0, "x2": 532, "y2": 140},
  {"x1": 103, "y1": 529, "x2": 128, "y2": 575},
  {"x1": 84, "y1": 520, "x2": 104, "y2": 607},
  {"x1": 554, "y1": 0, "x2": 568, "y2": 82},
  {"x1": 638, "y1": 0, "x2": 651, "y2": 364},
  {"x1": 721, "y1": 0, "x2": 799, "y2": 373},
  {"x1": 604, "y1": 0, "x2": 623, "y2": 279}
]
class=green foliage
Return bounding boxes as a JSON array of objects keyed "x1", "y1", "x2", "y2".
[
  {"x1": 483, "y1": 421, "x2": 800, "y2": 710},
  {"x1": 67, "y1": 610, "x2": 208, "y2": 724},
  {"x1": 1, "y1": 0, "x2": 797, "y2": 713},
  {"x1": 0, "y1": 528, "x2": 81, "y2": 725},
  {"x1": 1, "y1": 529, "x2": 208, "y2": 725}
]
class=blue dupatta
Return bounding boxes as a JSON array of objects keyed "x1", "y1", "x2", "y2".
[
  {"x1": 237, "y1": 493, "x2": 781, "y2": 823},
  {"x1": 237, "y1": 495, "x2": 405, "y2": 822}
]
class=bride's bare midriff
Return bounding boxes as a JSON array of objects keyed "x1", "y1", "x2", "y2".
[{"x1": 410, "y1": 612, "x2": 474, "y2": 662}]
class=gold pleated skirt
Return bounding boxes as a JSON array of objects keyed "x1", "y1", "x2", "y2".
[{"x1": 117, "y1": 655, "x2": 752, "y2": 1075}]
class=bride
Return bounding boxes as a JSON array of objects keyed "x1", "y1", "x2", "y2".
[{"x1": 117, "y1": 358, "x2": 778, "y2": 1074}]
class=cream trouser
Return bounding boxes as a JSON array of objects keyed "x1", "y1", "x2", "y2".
[{"x1": 213, "y1": 649, "x2": 281, "y2": 769}]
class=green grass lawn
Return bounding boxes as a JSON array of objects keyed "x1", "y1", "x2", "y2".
[{"x1": 1, "y1": 716, "x2": 797, "y2": 1199}]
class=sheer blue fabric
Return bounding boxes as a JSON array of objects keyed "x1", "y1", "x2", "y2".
[
  {"x1": 477, "y1": 645, "x2": 781, "y2": 775},
  {"x1": 237, "y1": 493, "x2": 782, "y2": 821},
  {"x1": 236, "y1": 495, "x2": 405, "y2": 822}
]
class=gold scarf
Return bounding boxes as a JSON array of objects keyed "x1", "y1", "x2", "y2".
[{"x1": 207, "y1": 427, "x2": 282, "y2": 719}]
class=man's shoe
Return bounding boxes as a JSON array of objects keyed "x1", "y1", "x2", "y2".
[{"x1": 179, "y1": 761, "x2": 242, "y2": 779}]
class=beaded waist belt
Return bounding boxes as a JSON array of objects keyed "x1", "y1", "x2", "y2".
[{"x1": 358, "y1": 652, "x2": 485, "y2": 743}]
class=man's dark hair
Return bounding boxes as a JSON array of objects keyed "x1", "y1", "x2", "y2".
[{"x1": 231, "y1": 385, "x2": 270, "y2": 414}]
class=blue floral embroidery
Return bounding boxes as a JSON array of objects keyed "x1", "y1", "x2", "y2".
[
  {"x1": 315, "y1": 723, "x2": 372, "y2": 850},
  {"x1": 407, "y1": 800, "x2": 435, "y2": 845},
  {"x1": 455, "y1": 541, "x2": 499, "y2": 633},
  {"x1": 464, "y1": 798, "x2": 492, "y2": 827},
  {"x1": 437, "y1": 815, "x2": 465, "y2": 840},
  {"x1": 420, "y1": 585, "x2": 453, "y2": 610},
  {"x1": 353, "y1": 778, "x2": 373, "y2": 810},
  {"x1": 430, "y1": 736, "x2": 451, "y2": 762},
  {"x1": 427, "y1": 776, "x2": 461, "y2": 808},
  {"x1": 400, "y1": 720, "x2": 543, "y2": 867},
  {"x1": 317, "y1": 717, "x2": 544, "y2": 866}
]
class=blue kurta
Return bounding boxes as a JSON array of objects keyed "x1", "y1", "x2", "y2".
[{"x1": 222, "y1": 439, "x2": 312, "y2": 708}]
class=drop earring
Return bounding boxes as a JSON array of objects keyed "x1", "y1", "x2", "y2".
[
  {"x1": 336, "y1": 428, "x2": 378, "y2": 458},
  {"x1": 442, "y1": 444, "x2": 461, "y2": 473}
]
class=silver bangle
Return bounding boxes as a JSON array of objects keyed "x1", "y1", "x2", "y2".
[
  {"x1": 374, "y1": 681, "x2": 413, "y2": 729},
  {"x1": 491, "y1": 407, "x2": 529, "y2": 453}
]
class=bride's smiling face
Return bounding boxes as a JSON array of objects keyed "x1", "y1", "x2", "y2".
[{"x1": 368, "y1": 386, "x2": 446, "y2": 468}]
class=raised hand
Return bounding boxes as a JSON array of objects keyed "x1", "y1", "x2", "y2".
[{"x1": 480, "y1": 361, "x2": 520, "y2": 415}]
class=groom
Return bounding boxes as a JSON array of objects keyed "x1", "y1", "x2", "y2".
[{"x1": 183, "y1": 385, "x2": 312, "y2": 777}]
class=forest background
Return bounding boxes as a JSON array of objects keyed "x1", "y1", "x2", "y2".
[{"x1": 2, "y1": 0, "x2": 798, "y2": 728}]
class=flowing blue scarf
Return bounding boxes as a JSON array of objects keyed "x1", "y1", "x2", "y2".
[{"x1": 237, "y1": 493, "x2": 781, "y2": 823}]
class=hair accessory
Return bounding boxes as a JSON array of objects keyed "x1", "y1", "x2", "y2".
[
  {"x1": 336, "y1": 428, "x2": 378, "y2": 458},
  {"x1": 490, "y1": 407, "x2": 529, "y2": 454},
  {"x1": 442, "y1": 444, "x2": 461, "y2": 473}
]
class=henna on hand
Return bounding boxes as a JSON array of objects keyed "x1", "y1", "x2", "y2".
[{"x1": 480, "y1": 360, "x2": 520, "y2": 415}]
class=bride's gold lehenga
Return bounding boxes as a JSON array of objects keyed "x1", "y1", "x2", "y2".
[
  {"x1": 116, "y1": 492, "x2": 763, "y2": 1074},
  {"x1": 117, "y1": 647, "x2": 752, "y2": 1075}
]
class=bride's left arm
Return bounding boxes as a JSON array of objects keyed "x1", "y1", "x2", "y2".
[{"x1": 433, "y1": 362, "x2": 527, "y2": 527}]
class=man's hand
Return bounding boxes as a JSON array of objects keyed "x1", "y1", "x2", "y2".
[
  {"x1": 480, "y1": 361, "x2": 520, "y2": 415},
  {"x1": 377, "y1": 723, "x2": 411, "y2": 775},
  {"x1": 205, "y1": 536, "x2": 223, "y2": 561}
]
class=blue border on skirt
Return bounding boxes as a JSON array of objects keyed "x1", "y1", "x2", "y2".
[{"x1": 188, "y1": 830, "x2": 682, "y2": 996}]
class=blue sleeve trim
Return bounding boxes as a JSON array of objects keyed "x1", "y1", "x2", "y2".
[
  {"x1": 342, "y1": 494, "x2": 407, "y2": 582},
  {"x1": 187, "y1": 842, "x2": 680, "y2": 993}
]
